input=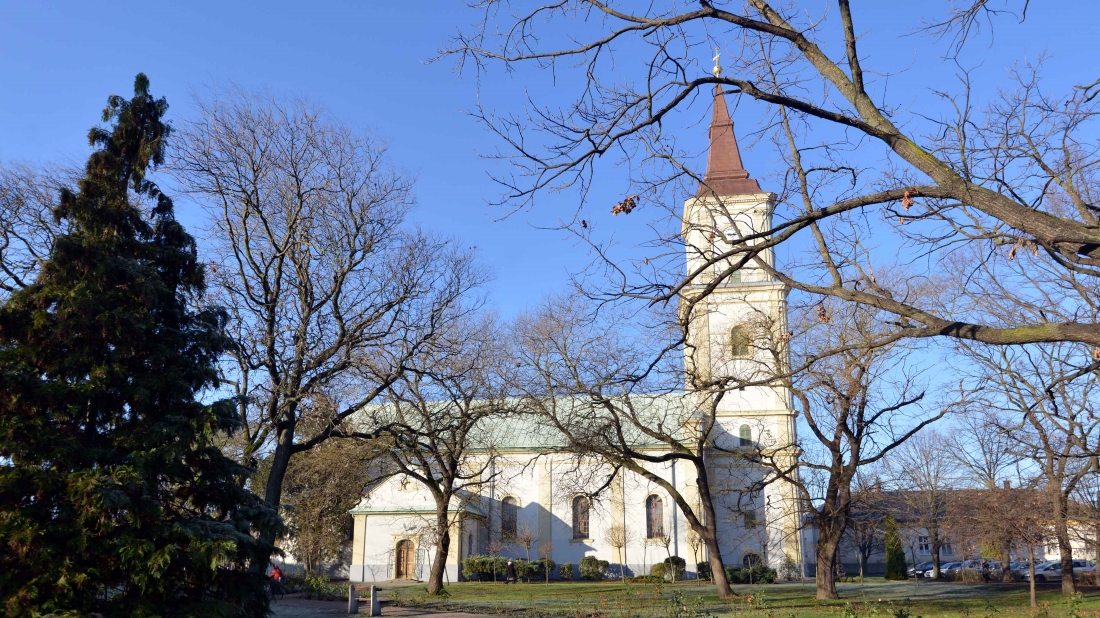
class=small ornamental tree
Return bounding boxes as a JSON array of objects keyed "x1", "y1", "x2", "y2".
[
  {"x1": 0, "y1": 74, "x2": 281, "y2": 618},
  {"x1": 883, "y1": 515, "x2": 908, "y2": 580}
]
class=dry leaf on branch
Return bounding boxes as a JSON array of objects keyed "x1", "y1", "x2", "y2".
[
  {"x1": 611, "y1": 195, "x2": 638, "y2": 215},
  {"x1": 901, "y1": 188, "x2": 917, "y2": 211}
]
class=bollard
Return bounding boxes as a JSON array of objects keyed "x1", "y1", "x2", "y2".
[
  {"x1": 348, "y1": 583, "x2": 358, "y2": 614},
  {"x1": 369, "y1": 585, "x2": 381, "y2": 617}
]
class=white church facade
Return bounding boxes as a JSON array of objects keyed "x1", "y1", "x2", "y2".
[{"x1": 348, "y1": 87, "x2": 806, "y2": 584}]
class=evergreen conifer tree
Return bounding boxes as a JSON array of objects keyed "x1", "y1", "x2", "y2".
[
  {"x1": 0, "y1": 74, "x2": 282, "y2": 618},
  {"x1": 883, "y1": 514, "x2": 908, "y2": 580}
]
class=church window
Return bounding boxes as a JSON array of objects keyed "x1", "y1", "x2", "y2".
[
  {"x1": 739, "y1": 425, "x2": 752, "y2": 447},
  {"x1": 645, "y1": 495, "x2": 665, "y2": 538},
  {"x1": 743, "y1": 552, "x2": 762, "y2": 568},
  {"x1": 572, "y1": 496, "x2": 590, "y2": 539},
  {"x1": 743, "y1": 509, "x2": 757, "y2": 529},
  {"x1": 730, "y1": 325, "x2": 752, "y2": 358},
  {"x1": 501, "y1": 497, "x2": 518, "y2": 538}
]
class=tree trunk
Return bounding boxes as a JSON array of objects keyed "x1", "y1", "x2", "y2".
[
  {"x1": 1054, "y1": 493, "x2": 1077, "y2": 595},
  {"x1": 815, "y1": 531, "x2": 841, "y2": 600},
  {"x1": 1000, "y1": 545, "x2": 1012, "y2": 583},
  {"x1": 693, "y1": 466, "x2": 733, "y2": 597},
  {"x1": 1028, "y1": 544, "x2": 1037, "y2": 608},
  {"x1": 931, "y1": 542, "x2": 941, "y2": 580},
  {"x1": 427, "y1": 504, "x2": 452, "y2": 595},
  {"x1": 253, "y1": 425, "x2": 295, "y2": 573}
]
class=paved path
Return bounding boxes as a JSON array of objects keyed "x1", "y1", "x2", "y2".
[{"x1": 272, "y1": 595, "x2": 502, "y2": 618}]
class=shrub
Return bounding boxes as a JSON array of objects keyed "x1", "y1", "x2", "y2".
[
  {"x1": 951, "y1": 569, "x2": 984, "y2": 583},
  {"x1": 301, "y1": 571, "x2": 348, "y2": 601},
  {"x1": 1079, "y1": 571, "x2": 1096, "y2": 586},
  {"x1": 723, "y1": 565, "x2": 777, "y2": 584},
  {"x1": 558, "y1": 562, "x2": 575, "y2": 580},
  {"x1": 579, "y1": 556, "x2": 609, "y2": 581},
  {"x1": 696, "y1": 561, "x2": 712, "y2": 581},
  {"x1": 529, "y1": 558, "x2": 556, "y2": 581},
  {"x1": 462, "y1": 555, "x2": 508, "y2": 581},
  {"x1": 883, "y1": 515, "x2": 908, "y2": 580},
  {"x1": 650, "y1": 563, "x2": 669, "y2": 580},
  {"x1": 662, "y1": 556, "x2": 687, "y2": 581},
  {"x1": 779, "y1": 555, "x2": 800, "y2": 581}
]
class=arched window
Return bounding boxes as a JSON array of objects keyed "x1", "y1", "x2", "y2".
[
  {"x1": 743, "y1": 552, "x2": 762, "y2": 568},
  {"x1": 572, "y1": 496, "x2": 590, "y2": 539},
  {"x1": 501, "y1": 497, "x2": 518, "y2": 538},
  {"x1": 730, "y1": 325, "x2": 752, "y2": 358},
  {"x1": 739, "y1": 424, "x2": 752, "y2": 447},
  {"x1": 646, "y1": 495, "x2": 665, "y2": 538}
]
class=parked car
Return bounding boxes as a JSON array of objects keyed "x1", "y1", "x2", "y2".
[
  {"x1": 909, "y1": 561, "x2": 934, "y2": 577},
  {"x1": 1022, "y1": 560, "x2": 1093, "y2": 582},
  {"x1": 926, "y1": 562, "x2": 963, "y2": 577}
]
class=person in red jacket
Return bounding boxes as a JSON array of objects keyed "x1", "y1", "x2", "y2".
[{"x1": 270, "y1": 565, "x2": 283, "y2": 584}]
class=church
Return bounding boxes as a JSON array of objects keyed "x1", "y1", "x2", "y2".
[{"x1": 347, "y1": 86, "x2": 806, "y2": 584}]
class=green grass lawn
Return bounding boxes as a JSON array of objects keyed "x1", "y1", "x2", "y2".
[{"x1": 379, "y1": 579, "x2": 1100, "y2": 618}]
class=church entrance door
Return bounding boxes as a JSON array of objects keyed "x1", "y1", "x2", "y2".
[{"x1": 395, "y1": 539, "x2": 415, "y2": 579}]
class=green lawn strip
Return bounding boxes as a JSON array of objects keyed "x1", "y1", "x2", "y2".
[{"x1": 386, "y1": 580, "x2": 1100, "y2": 618}]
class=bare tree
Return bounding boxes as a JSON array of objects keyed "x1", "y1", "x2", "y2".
[
  {"x1": 358, "y1": 315, "x2": 506, "y2": 596},
  {"x1": 0, "y1": 163, "x2": 72, "y2": 300},
  {"x1": 884, "y1": 430, "x2": 959, "y2": 579},
  {"x1": 513, "y1": 522, "x2": 536, "y2": 566},
  {"x1": 603, "y1": 524, "x2": 631, "y2": 583},
  {"x1": 947, "y1": 486, "x2": 1051, "y2": 607},
  {"x1": 443, "y1": 0, "x2": 1100, "y2": 351},
  {"x1": 843, "y1": 474, "x2": 885, "y2": 581},
  {"x1": 948, "y1": 409, "x2": 1018, "y2": 490},
  {"x1": 511, "y1": 295, "x2": 745, "y2": 597},
  {"x1": 749, "y1": 299, "x2": 952, "y2": 599},
  {"x1": 539, "y1": 541, "x2": 554, "y2": 584},
  {"x1": 686, "y1": 529, "x2": 704, "y2": 574},
  {"x1": 962, "y1": 341, "x2": 1100, "y2": 594},
  {"x1": 171, "y1": 88, "x2": 485, "y2": 566}
]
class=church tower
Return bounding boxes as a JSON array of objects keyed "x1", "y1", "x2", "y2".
[{"x1": 683, "y1": 85, "x2": 802, "y2": 570}]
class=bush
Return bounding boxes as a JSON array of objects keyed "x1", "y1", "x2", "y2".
[
  {"x1": 696, "y1": 561, "x2": 712, "y2": 581},
  {"x1": 949, "y1": 569, "x2": 984, "y2": 583},
  {"x1": 558, "y1": 562, "x2": 575, "y2": 580},
  {"x1": 579, "y1": 556, "x2": 609, "y2": 581},
  {"x1": 301, "y1": 571, "x2": 348, "y2": 601},
  {"x1": 723, "y1": 565, "x2": 777, "y2": 584},
  {"x1": 462, "y1": 555, "x2": 508, "y2": 581},
  {"x1": 662, "y1": 556, "x2": 687, "y2": 581},
  {"x1": 529, "y1": 558, "x2": 557, "y2": 581},
  {"x1": 650, "y1": 563, "x2": 669, "y2": 580},
  {"x1": 1079, "y1": 571, "x2": 1096, "y2": 586},
  {"x1": 779, "y1": 555, "x2": 800, "y2": 581}
]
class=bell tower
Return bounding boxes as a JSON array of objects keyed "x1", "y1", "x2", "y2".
[
  {"x1": 682, "y1": 85, "x2": 803, "y2": 569},
  {"x1": 682, "y1": 85, "x2": 789, "y2": 418}
]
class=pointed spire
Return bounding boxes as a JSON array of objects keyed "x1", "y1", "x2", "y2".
[{"x1": 697, "y1": 85, "x2": 761, "y2": 196}]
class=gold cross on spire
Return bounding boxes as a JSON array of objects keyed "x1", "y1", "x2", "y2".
[{"x1": 712, "y1": 47, "x2": 722, "y2": 78}]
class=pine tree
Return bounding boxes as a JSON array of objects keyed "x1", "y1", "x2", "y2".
[
  {"x1": 0, "y1": 74, "x2": 282, "y2": 618},
  {"x1": 883, "y1": 514, "x2": 908, "y2": 580}
]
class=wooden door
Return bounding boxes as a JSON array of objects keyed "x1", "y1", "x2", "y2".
[{"x1": 395, "y1": 540, "x2": 414, "y2": 579}]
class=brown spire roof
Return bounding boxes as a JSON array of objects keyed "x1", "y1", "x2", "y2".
[{"x1": 697, "y1": 85, "x2": 761, "y2": 196}]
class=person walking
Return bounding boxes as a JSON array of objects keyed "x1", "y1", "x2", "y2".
[{"x1": 505, "y1": 561, "x2": 517, "y2": 584}]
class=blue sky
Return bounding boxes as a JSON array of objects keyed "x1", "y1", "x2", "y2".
[{"x1": 2, "y1": 1, "x2": 1097, "y2": 317}]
